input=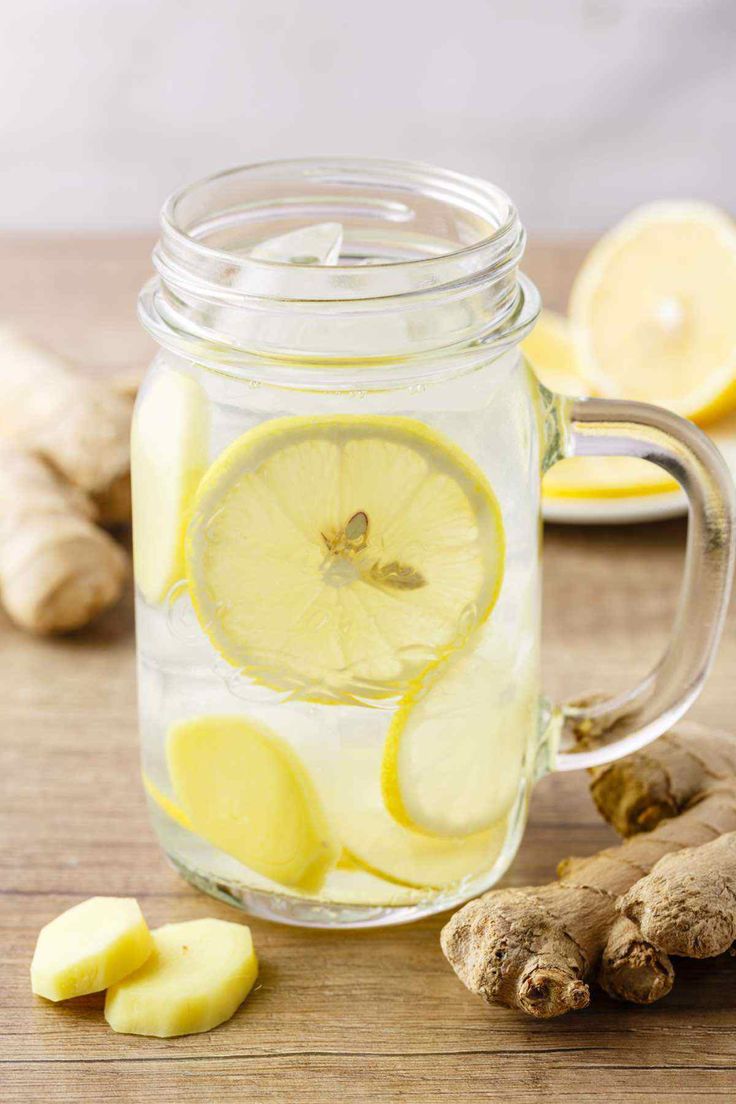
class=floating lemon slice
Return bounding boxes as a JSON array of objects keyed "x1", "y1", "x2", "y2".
[
  {"x1": 167, "y1": 715, "x2": 340, "y2": 891},
  {"x1": 186, "y1": 416, "x2": 505, "y2": 704},
  {"x1": 326, "y1": 737, "x2": 505, "y2": 888},
  {"x1": 523, "y1": 310, "x2": 677, "y2": 499},
  {"x1": 249, "y1": 221, "x2": 343, "y2": 264},
  {"x1": 381, "y1": 652, "x2": 529, "y2": 838},
  {"x1": 570, "y1": 201, "x2": 736, "y2": 425},
  {"x1": 132, "y1": 369, "x2": 209, "y2": 604}
]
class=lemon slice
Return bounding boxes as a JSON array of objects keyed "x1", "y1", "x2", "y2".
[
  {"x1": 570, "y1": 201, "x2": 736, "y2": 424},
  {"x1": 381, "y1": 652, "x2": 528, "y2": 838},
  {"x1": 132, "y1": 369, "x2": 209, "y2": 604},
  {"x1": 186, "y1": 416, "x2": 505, "y2": 704},
  {"x1": 524, "y1": 310, "x2": 677, "y2": 499},
  {"x1": 167, "y1": 714, "x2": 339, "y2": 891},
  {"x1": 326, "y1": 737, "x2": 506, "y2": 888},
  {"x1": 249, "y1": 222, "x2": 343, "y2": 264},
  {"x1": 142, "y1": 772, "x2": 193, "y2": 831}
]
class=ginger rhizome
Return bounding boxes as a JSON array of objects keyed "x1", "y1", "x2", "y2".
[
  {"x1": 0, "y1": 327, "x2": 134, "y2": 525},
  {"x1": 441, "y1": 724, "x2": 736, "y2": 1018},
  {"x1": 0, "y1": 445, "x2": 127, "y2": 633}
]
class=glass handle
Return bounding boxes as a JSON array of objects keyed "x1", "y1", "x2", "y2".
[{"x1": 551, "y1": 396, "x2": 735, "y2": 771}]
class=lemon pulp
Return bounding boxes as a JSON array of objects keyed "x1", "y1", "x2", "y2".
[
  {"x1": 382, "y1": 651, "x2": 532, "y2": 838},
  {"x1": 186, "y1": 416, "x2": 505, "y2": 704},
  {"x1": 570, "y1": 200, "x2": 736, "y2": 424}
]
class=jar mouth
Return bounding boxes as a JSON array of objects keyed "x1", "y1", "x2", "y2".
[
  {"x1": 143, "y1": 157, "x2": 539, "y2": 379},
  {"x1": 159, "y1": 158, "x2": 524, "y2": 298}
]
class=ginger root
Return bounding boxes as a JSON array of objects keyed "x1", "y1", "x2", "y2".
[
  {"x1": 441, "y1": 723, "x2": 736, "y2": 1018},
  {"x1": 0, "y1": 327, "x2": 135, "y2": 525},
  {"x1": 0, "y1": 445, "x2": 128, "y2": 633}
]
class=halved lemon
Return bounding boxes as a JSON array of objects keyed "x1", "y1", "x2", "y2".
[
  {"x1": 132, "y1": 369, "x2": 209, "y2": 604},
  {"x1": 186, "y1": 416, "x2": 505, "y2": 704},
  {"x1": 570, "y1": 201, "x2": 736, "y2": 425},
  {"x1": 523, "y1": 310, "x2": 588, "y2": 398},
  {"x1": 524, "y1": 310, "x2": 678, "y2": 499},
  {"x1": 167, "y1": 715, "x2": 340, "y2": 891},
  {"x1": 381, "y1": 651, "x2": 530, "y2": 838},
  {"x1": 249, "y1": 222, "x2": 343, "y2": 264}
]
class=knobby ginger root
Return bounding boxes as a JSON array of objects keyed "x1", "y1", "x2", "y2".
[
  {"x1": 0, "y1": 327, "x2": 134, "y2": 524},
  {"x1": 441, "y1": 723, "x2": 736, "y2": 1018},
  {"x1": 0, "y1": 445, "x2": 128, "y2": 632}
]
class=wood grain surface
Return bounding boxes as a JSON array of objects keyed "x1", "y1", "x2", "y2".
[{"x1": 1, "y1": 237, "x2": 735, "y2": 1103}]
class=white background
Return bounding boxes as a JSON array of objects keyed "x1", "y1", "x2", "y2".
[{"x1": 1, "y1": 0, "x2": 733, "y2": 232}]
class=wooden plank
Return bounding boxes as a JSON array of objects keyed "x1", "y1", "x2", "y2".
[{"x1": 1, "y1": 235, "x2": 734, "y2": 1103}]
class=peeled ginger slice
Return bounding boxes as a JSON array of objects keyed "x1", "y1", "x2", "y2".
[
  {"x1": 105, "y1": 918, "x2": 258, "y2": 1037},
  {"x1": 31, "y1": 897, "x2": 153, "y2": 1001}
]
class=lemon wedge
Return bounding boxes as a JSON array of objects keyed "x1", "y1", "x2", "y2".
[
  {"x1": 132, "y1": 369, "x2": 209, "y2": 604},
  {"x1": 381, "y1": 652, "x2": 529, "y2": 838},
  {"x1": 167, "y1": 715, "x2": 339, "y2": 891},
  {"x1": 186, "y1": 416, "x2": 505, "y2": 704},
  {"x1": 570, "y1": 201, "x2": 736, "y2": 424},
  {"x1": 326, "y1": 736, "x2": 506, "y2": 888},
  {"x1": 523, "y1": 310, "x2": 677, "y2": 499},
  {"x1": 249, "y1": 222, "x2": 343, "y2": 264}
]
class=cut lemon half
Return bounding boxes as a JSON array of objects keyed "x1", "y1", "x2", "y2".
[
  {"x1": 167, "y1": 715, "x2": 340, "y2": 891},
  {"x1": 523, "y1": 310, "x2": 587, "y2": 398},
  {"x1": 570, "y1": 201, "x2": 736, "y2": 424},
  {"x1": 382, "y1": 652, "x2": 529, "y2": 838},
  {"x1": 524, "y1": 310, "x2": 678, "y2": 499},
  {"x1": 249, "y1": 222, "x2": 343, "y2": 264},
  {"x1": 132, "y1": 369, "x2": 209, "y2": 604},
  {"x1": 186, "y1": 416, "x2": 505, "y2": 704}
]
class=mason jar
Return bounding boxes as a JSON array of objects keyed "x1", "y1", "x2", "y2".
[{"x1": 133, "y1": 159, "x2": 734, "y2": 928}]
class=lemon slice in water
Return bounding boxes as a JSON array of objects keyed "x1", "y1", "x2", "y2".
[
  {"x1": 326, "y1": 736, "x2": 506, "y2": 889},
  {"x1": 382, "y1": 651, "x2": 531, "y2": 838},
  {"x1": 186, "y1": 416, "x2": 505, "y2": 704},
  {"x1": 132, "y1": 369, "x2": 209, "y2": 604}
]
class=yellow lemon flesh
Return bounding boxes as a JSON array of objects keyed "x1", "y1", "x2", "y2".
[
  {"x1": 31, "y1": 897, "x2": 153, "y2": 1002},
  {"x1": 381, "y1": 652, "x2": 530, "y2": 838},
  {"x1": 132, "y1": 368, "x2": 209, "y2": 604},
  {"x1": 105, "y1": 919, "x2": 257, "y2": 1037},
  {"x1": 326, "y1": 736, "x2": 506, "y2": 889},
  {"x1": 167, "y1": 715, "x2": 340, "y2": 891},
  {"x1": 570, "y1": 201, "x2": 736, "y2": 425},
  {"x1": 524, "y1": 310, "x2": 677, "y2": 499},
  {"x1": 523, "y1": 309, "x2": 587, "y2": 397},
  {"x1": 186, "y1": 416, "x2": 505, "y2": 704}
]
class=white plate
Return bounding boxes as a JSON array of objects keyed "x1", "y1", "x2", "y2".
[{"x1": 543, "y1": 411, "x2": 736, "y2": 526}]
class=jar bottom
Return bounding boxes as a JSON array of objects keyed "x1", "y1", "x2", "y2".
[{"x1": 161, "y1": 788, "x2": 529, "y2": 930}]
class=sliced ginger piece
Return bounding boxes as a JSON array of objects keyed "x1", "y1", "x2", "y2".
[
  {"x1": 105, "y1": 918, "x2": 258, "y2": 1037},
  {"x1": 31, "y1": 897, "x2": 153, "y2": 1002},
  {"x1": 167, "y1": 714, "x2": 340, "y2": 891}
]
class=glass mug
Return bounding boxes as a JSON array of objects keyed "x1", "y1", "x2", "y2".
[{"x1": 133, "y1": 159, "x2": 735, "y2": 928}]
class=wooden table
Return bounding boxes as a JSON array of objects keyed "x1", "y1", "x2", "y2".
[{"x1": 1, "y1": 238, "x2": 735, "y2": 1103}]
